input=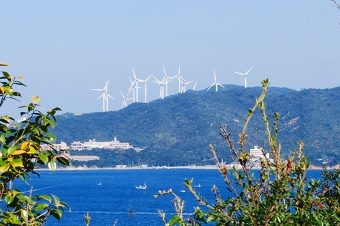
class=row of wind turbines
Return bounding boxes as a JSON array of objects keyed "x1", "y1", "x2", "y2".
[{"x1": 92, "y1": 65, "x2": 253, "y2": 112}]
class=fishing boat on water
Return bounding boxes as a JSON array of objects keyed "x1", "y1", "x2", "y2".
[{"x1": 135, "y1": 183, "x2": 147, "y2": 190}]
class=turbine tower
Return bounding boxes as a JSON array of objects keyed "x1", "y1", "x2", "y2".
[
  {"x1": 207, "y1": 69, "x2": 224, "y2": 91},
  {"x1": 131, "y1": 67, "x2": 140, "y2": 102},
  {"x1": 233, "y1": 66, "x2": 253, "y2": 88},
  {"x1": 91, "y1": 80, "x2": 114, "y2": 112},
  {"x1": 105, "y1": 88, "x2": 115, "y2": 112}
]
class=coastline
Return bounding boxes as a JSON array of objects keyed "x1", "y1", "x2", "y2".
[
  {"x1": 50, "y1": 165, "x2": 220, "y2": 171},
  {"x1": 36, "y1": 164, "x2": 327, "y2": 171}
]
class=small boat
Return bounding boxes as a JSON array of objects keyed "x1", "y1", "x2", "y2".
[
  {"x1": 97, "y1": 182, "x2": 102, "y2": 186},
  {"x1": 180, "y1": 189, "x2": 186, "y2": 193},
  {"x1": 194, "y1": 184, "x2": 201, "y2": 188},
  {"x1": 135, "y1": 183, "x2": 147, "y2": 190}
]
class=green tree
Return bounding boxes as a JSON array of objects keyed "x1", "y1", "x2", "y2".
[
  {"x1": 0, "y1": 63, "x2": 70, "y2": 225},
  {"x1": 155, "y1": 79, "x2": 340, "y2": 225}
]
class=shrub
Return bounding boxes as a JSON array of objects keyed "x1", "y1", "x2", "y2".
[
  {"x1": 155, "y1": 79, "x2": 340, "y2": 225},
  {"x1": 0, "y1": 63, "x2": 70, "y2": 225}
]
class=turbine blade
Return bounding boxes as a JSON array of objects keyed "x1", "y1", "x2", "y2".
[
  {"x1": 108, "y1": 94, "x2": 115, "y2": 100},
  {"x1": 245, "y1": 66, "x2": 253, "y2": 75},
  {"x1": 207, "y1": 83, "x2": 214, "y2": 91},
  {"x1": 233, "y1": 71, "x2": 244, "y2": 76},
  {"x1": 193, "y1": 81, "x2": 197, "y2": 90},
  {"x1": 145, "y1": 74, "x2": 153, "y2": 82},
  {"x1": 120, "y1": 91, "x2": 124, "y2": 98},
  {"x1": 132, "y1": 67, "x2": 137, "y2": 79}
]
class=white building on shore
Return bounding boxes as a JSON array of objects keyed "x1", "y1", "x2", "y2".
[
  {"x1": 70, "y1": 136, "x2": 135, "y2": 151},
  {"x1": 250, "y1": 146, "x2": 269, "y2": 159}
]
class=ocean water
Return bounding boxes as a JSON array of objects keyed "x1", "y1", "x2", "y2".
[{"x1": 13, "y1": 169, "x2": 322, "y2": 226}]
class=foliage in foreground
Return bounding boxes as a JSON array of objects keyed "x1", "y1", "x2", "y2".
[
  {"x1": 0, "y1": 63, "x2": 70, "y2": 225},
  {"x1": 155, "y1": 79, "x2": 340, "y2": 225}
]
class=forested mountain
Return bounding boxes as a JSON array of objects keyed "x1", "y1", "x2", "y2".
[{"x1": 52, "y1": 85, "x2": 340, "y2": 167}]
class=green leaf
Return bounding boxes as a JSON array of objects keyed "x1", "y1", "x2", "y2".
[
  {"x1": 38, "y1": 152, "x2": 48, "y2": 164},
  {"x1": 7, "y1": 147, "x2": 17, "y2": 155},
  {"x1": 35, "y1": 203, "x2": 49, "y2": 211},
  {"x1": 39, "y1": 195, "x2": 52, "y2": 203},
  {"x1": 0, "y1": 163, "x2": 10, "y2": 173},
  {"x1": 168, "y1": 215, "x2": 181, "y2": 225},
  {"x1": 20, "y1": 209, "x2": 28, "y2": 221},
  {"x1": 10, "y1": 158, "x2": 23, "y2": 167},
  {"x1": 56, "y1": 156, "x2": 69, "y2": 166},
  {"x1": 50, "y1": 209, "x2": 62, "y2": 220}
]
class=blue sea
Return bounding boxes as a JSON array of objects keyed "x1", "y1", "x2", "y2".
[{"x1": 14, "y1": 169, "x2": 322, "y2": 226}]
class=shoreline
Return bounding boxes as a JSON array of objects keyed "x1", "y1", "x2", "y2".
[{"x1": 36, "y1": 164, "x2": 327, "y2": 171}]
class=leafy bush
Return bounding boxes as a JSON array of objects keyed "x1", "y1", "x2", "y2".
[
  {"x1": 0, "y1": 63, "x2": 70, "y2": 225},
  {"x1": 155, "y1": 79, "x2": 340, "y2": 225}
]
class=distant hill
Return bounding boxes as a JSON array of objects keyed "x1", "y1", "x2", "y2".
[{"x1": 52, "y1": 85, "x2": 340, "y2": 167}]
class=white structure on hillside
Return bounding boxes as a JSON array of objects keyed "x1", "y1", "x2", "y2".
[
  {"x1": 41, "y1": 142, "x2": 69, "y2": 151},
  {"x1": 250, "y1": 146, "x2": 269, "y2": 159},
  {"x1": 70, "y1": 136, "x2": 134, "y2": 151}
]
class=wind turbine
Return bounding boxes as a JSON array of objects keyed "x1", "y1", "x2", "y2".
[
  {"x1": 136, "y1": 74, "x2": 153, "y2": 103},
  {"x1": 120, "y1": 91, "x2": 133, "y2": 109},
  {"x1": 131, "y1": 68, "x2": 140, "y2": 102},
  {"x1": 152, "y1": 76, "x2": 170, "y2": 99},
  {"x1": 162, "y1": 66, "x2": 173, "y2": 97},
  {"x1": 233, "y1": 66, "x2": 253, "y2": 88},
  {"x1": 127, "y1": 77, "x2": 141, "y2": 103},
  {"x1": 181, "y1": 80, "x2": 193, "y2": 93},
  {"x1": 91, "y1": 80, "x2": 114, "y2": 112},
  {"x1": 105, "y1": 88, "x2": 115, "y2": 112},
  {"x1": 207, "y1": 69, "x2": 224, "y2": 92},
  {"x1": 174, "y1": 64, "x2": 184, "y2": 94}
]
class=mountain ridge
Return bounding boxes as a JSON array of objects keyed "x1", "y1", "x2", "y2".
[{"x1": 52, "y1": 85, "x2": 340, "y2": 166}]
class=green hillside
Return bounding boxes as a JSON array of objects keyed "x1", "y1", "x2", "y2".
[{"x1": 52, "y1": 85, "x2": 340, "y2": 167}]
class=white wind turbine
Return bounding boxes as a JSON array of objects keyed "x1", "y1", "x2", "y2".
[
  {"x1": 174, "y1": 64, "x2": 184, "y2": 94},
  {"x1": 131, "y1": 67, "x2": 140, "y2": 102},
  {"x1": 91, "y1": 80, "x2": 115, "y2": 112},
  {"x1": 181, "y1": 80, "x2": 193, "y2": 93},
  {"x1": 162, "y1": 66, "x2": 173, "y2": 97},
  {"x1": 233, "y1": 66, "x2": 253, "y2": 88},
  {"x1": 127, "y1": 77, "x2": 141, "y2": 103},
  {"x1": 120, "y1": 91, "x2": 133, "y2": 109},
  {"x1": 207, "y1": 69, "x2": 224, "y2": 92},
  {"x1": 136, "y1": 73, "x2": 153, "y2": 103},
  {"x1": 152, "y1": 76, "x2": 170, "y2": 99},
  {"x1": 105, "y1": 88, "x2": 115, "y2": 112}
]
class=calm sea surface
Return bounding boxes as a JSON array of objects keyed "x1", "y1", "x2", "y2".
[{"x1": 14, "y1": 169, "x2": 322, "y2": 226}]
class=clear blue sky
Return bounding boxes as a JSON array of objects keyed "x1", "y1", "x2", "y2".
[{"x1": 1, "y1": 1, "x2": 339, "y2": 115}]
